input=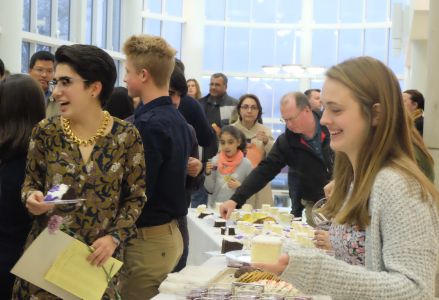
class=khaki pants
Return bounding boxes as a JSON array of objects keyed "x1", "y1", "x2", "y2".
[
  {"x1": 301, "y1": 199, "x2": 316, "y2": 227},
  {"x1": 121, "y1": 220, "x2": 183, "y2": 300}
]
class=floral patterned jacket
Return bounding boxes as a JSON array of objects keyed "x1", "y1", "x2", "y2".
[{"x1": 21, "y1": 116, "x2": 147, "y2": 248}]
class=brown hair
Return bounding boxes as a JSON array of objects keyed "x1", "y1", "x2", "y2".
[
  {"x1": 321, "y1": 56, "x2": 438, "y2": 228},
  {"x1": 123, "y1": 35, "x2": 176, "y2": 89},
  {"x1": 187, "y1": 78, "x2": 201, "y2": 99},
  {"x1": 0, "y1": 74, "x2": 45, "y2": 161}
]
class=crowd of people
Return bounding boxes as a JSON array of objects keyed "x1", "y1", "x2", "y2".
[{"x1": 0, "y1": 33, "x2": 437, "y2": 300}]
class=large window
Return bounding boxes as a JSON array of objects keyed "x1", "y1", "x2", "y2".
[
  {"x1": 142, "y1": 0, "x2": 184, "y2": 58},
  {"x1": 21, "y1": 0, "x2": 124, "y2": 84}
]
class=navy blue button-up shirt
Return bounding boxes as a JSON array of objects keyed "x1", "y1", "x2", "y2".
[{"x1": 134, "y1": 96, "x2": 192, "y2": 227}]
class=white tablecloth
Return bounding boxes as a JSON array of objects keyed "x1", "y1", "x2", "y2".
[{"x1": 186, "y1": 209, "x2": 223, "y2": 265}]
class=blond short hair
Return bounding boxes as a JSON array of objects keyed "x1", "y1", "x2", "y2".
[{"x1": 123, "y1": 35, "x2": 176, "y2": 88}]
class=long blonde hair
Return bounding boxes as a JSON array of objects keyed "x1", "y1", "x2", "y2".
[{"x1": 322, "y1": 56, "x2": 438, "y2": 228}]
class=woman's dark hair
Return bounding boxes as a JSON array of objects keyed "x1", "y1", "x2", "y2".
[
  {"x1": 404, "y1": 89, "x2": 425, "y2": 110},
  {"x1": 0, "y1": 74, "x2": 45, "y2": 161},
  {"x1": 55, "y1": 44, "x2": 116, "y2": 107},
  {"x1": 220, "y1": 125, "x2": 247, "y2": 153},
  {"x1": 237, "y1": 93, "x2": 263, "y2": 124},
  {"x1": 105, "y1": 87, "x2": 134, "y2": 120},
  {"x1": 170, "y1": 67, "x2": 188, "y2": 96}
]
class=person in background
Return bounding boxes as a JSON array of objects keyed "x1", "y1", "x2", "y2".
[
  {"x1": 169, "y1": 67, "x2": 203, "y2": 272},
  {"x1": 220, "y1": 92, "x2": 333, "y2": 226},
  {"x1": 0, "y1": 74, "x2": 45, "y2": 300},
  {"x1": 289, "y1": 89, "x2": 322, "y2": 218},
  {"x1": 403, "y1": 89, "x2": 424, "y2": 136},
  {"x1": 204, "y1": 126, "x2": 252, "y2": 208},
  {"x1": 232, "y1": 94, "x2": 274, "y2": 208},
  {"x1": 174, "y1": 62, "x2": 214, "y2": 149},
  {"x1": 105, "y1": 86, "x2": 134, "y2": 120},
  {"x1": 304, "y1": 88, "x2": 322, "y2": 115},
  {"x1": 13, "y1": 44, "x2": 147, "y2": 299},
  {"x1": 187, "y1": 78, "x2": 202, "y2": 100},
  {"x1": 193, "y1": 73, "x2": 238, "y2": 207},
  {"x1": 28, "y1": 51, "x2": 58, "y2": 118},
  {"x1": 121, "y1": 35, "x2": 192, "y2": 300},
  {"x1": 0, "y1": 58, "x2": 5, "y2": 80},
  {"x1": 255, "y1": 56, "x2": 439, "y2": 299}
]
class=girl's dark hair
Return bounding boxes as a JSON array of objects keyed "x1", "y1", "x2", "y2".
[
  {"x1": 105, "y1": 87, "x2": 134, "y2": 120},
  {"x1": 55, "y1": 44, "x2": 116, "y2": 107},
  {"x1": 237, "y1": 93, "x2": 263, "y2": 124},
  {"x1": 0, "y1": 74, "x2": 45, "y2": 161},
  {"x1": 220, "y1": 125, "x2": 247, "y2": 153}
]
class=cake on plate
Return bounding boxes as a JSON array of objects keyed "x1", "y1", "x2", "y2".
[{"x1": 251, "y1": 235, "x2": 282, "y2": 263}]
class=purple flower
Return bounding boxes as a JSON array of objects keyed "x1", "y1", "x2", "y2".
[{"x1": 48, "y1": 215, "x2": 64, "y2": 234}]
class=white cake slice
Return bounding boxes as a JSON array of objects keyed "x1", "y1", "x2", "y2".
[{"x1": 251, "y1": 235, "x2": 282, "y2": 263}]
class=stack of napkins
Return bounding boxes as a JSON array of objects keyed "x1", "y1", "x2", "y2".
[{"x1": 158, "y1": 265, "x2": 222, "y2": 295}]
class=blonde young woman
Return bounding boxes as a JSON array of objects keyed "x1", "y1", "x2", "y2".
[
  {"x1": 256, "y1": 56, "x2": 439, "y2": 299},
  {"x1": 232, "y1": 94, "x2": 274, "y2": 208}
]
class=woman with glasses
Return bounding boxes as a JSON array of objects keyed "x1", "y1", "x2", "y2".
[
  {"x1": 231, "y1": 94, "x2": 274, "y2": 208},
  {"x1": 13, "y1": 44, "x2": 146, "y2": 300}
]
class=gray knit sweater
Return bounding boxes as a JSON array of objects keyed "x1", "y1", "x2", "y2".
[{"x1": 281, "y1": 167, "x2": 439, "y2": 299}]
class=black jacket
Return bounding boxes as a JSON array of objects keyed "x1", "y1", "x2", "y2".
[
  {"x1": 178, "y1": 95, "x2": 215, "y2": 148},
  {"x1": 199, "y1": 93, "x2": 238, "y2": 162},
  {"x1": 231, "y1": 124, "x2": 333, "y2": 206}
]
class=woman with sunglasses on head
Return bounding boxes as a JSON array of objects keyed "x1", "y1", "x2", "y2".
[
  {"x1": 255, "y1": 56, "x2": 439, "y2": 299},
  {"x1": 12, "y1": 45, "x2": 146, "y2": 300},
  {"x1": 231, "y1": 94, "x2": 274, "y2": 208}
]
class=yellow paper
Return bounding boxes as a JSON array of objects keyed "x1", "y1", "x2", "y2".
[{"x1": 44, "y1": 239, "x2": 123, "y2": 300}]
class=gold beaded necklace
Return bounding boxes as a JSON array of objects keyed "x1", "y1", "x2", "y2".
[{"x1": 61, "y1": 111, "x2": 111, "y2": 146}]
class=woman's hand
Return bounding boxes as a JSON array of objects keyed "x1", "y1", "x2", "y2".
[
  {"x1": 252, "y1": 253, "x2": 290, "y2": 276},
  {"x1": 227, "y1": 178, "x2": 241, "y2": 189},
  {"x1": 256, "y1": 131, "x2": 269, "y2": 145},
  {"x1": 26, "y1": 191, "x2": 54, "y2": 215},
  {"x1": 87, "y1": 235, "x2": 118, "y2": 267},
  {"x1": 314, "y1": 229, "x2": 332, "y2": 250}
]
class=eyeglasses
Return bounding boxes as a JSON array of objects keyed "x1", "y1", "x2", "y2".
[
  {"x1": 280, "y1": 109, "x2": 303, "y2": 124},
  {"x1": 32, "y1": 67, "x2": 54, "y2": 75},
  {"x1": 48, "y1": 77, "x2": 89, "y2": 92},
  {"x1": 240, "y1": 105, "x2": 259, "y2": 111}
]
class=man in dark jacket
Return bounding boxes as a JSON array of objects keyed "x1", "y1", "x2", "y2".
[{"x1": 220, "y1": 92, "x2": 333, "y2": 226}]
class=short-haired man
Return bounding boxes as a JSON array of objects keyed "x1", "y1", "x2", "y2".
[
  {"x1": 288, "y1": 88, "x2": 322, "y2": 217},
  {"x1": 192, "y1": 73, "x2": 238, "y2": 207},
  {"x1": 121, "y1": 35, "x2": 192, "y2": 300},
  {"x1": 220, "y1": 92, "x2": 333, "y2": 226},
  {"x1": 28, "y1": 51, "x2": 57, "y2": 117},
  {"x1": 305, "y1": 88, "x2": 322, "y2": 115}
]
